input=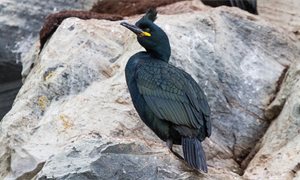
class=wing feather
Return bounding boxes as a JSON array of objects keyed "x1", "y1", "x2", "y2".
[{"x1": 136, "y1": 61, "x2": 210, "y2": 132}]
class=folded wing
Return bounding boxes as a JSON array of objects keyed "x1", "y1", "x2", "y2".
[{"x1": 136, "y1": 61, "x2": 211, "y2": 136}]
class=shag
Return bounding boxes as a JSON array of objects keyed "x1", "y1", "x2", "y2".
[
  {"x1": 201, "y1": 0, "x2": 258, "y2": 15},
  {"x1": 121, "y1": 9, "x2": 211, "y2": 172}
]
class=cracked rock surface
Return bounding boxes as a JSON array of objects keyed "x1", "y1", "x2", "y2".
[
  {"x1": 0, "y1": 0, "x2": 98, "y2": 120},
  {"x1": 244, "y1": 58, "x2": 300, "y2": 180},
  {"x1": 0, "y1": 1, "x2": 299, "y2": 179}
]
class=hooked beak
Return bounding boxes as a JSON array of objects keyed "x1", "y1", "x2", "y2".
[{"x1": 120, "y1": 22, "x2": 151, "y2": 37}]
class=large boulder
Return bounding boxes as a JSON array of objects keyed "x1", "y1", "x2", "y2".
[
  {"x1": 0, "y1": 1, "x2": 299, "y2": 179},
  {"x1": 0, "y1": 0, "x2": 97, "y2": 120},
  {"x1": 0, "y1": 0, "x2": 97, "y2": 62},
  {"x1": 244, "y1": 57, "x2": 300, "y2": 179}
]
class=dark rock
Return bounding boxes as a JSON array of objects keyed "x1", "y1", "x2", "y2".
[
  {"x1": 0, "y1": 80, "x2": 22, "y2": 119},
  {"x1": 0, "y1": 61, "x2": 22, "y2": 120}
]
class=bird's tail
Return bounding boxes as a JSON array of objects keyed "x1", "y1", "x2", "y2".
[{"x1": 182, "y1": 137, "x2": 208, "y2": 172}]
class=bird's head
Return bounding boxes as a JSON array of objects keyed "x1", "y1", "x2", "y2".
[{"x1": 121, "y1": 9, "x2": 171, "y2": 62}]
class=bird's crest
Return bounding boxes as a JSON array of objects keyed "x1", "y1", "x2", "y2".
[{"x1": 143, "y1": 8, "x2": 157, "y2": 22}]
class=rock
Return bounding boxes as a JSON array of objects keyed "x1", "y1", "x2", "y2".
[
  {"x1": 38, "y1": 0, "x2": 192, "y2": 60},
  {"x1": 90, "y1": 0, "x2": 186, "y2": 16},
  {"x1": 39, "y1": 11, "x2": 123, "y2": 51},
  {"x1": 244, "y1": 60, "x2": 300, "y2": 179},
  {"x1": 258, "y1": 0, "x2": 300, "y2": 31},
  {"x1": 258, "y1": 0, "x2": 300, "y2": 45},
  {"x1": 0, "y1": 0, "x2": 98, "y2": 61},
  {"x1": 0, "y1": 80, "x2": 22, "y2": 119},
  {"x1": 36, "y1": 137, "x2": 242, "y2": 180},
  {"x1": 0, "y1": 1, "x2": 299, "y2": 179},
  {"x1": 0, "y1": 63, "x2": 22, "y2": 119},
  {"x1": 0, "y1": 0, "x2": 98, "y2": 120},
  {"x1": 38, "y1": 0, "x2": 259, "y2": 55}
]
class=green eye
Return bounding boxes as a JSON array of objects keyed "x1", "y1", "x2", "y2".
[{"x1": 143, "y1": 28, "x2": 151, "y2": 32}]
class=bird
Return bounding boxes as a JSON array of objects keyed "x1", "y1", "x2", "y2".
[
  {"x1": 201, "y1": 0, "x2": 258, "y2": 15},
  {"x1": 121, "y1": 9, "x2": 211, "y2": 172}
]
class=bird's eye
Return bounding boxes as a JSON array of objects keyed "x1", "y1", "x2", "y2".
[{"x1": 143, "y1": 27, "x2": 151, "y2": 32}]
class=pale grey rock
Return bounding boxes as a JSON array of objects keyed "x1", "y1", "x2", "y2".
[
  {"x1": 0, "y1": 1, "x2": 299, "y2": 179},
  {"x1": 165, "y1": 6, "x2": 297, "y2": 166},
  {"x1": 258, "y1": 0, "x2": 300, "y2": 46},
  {"x1": 0, "y1": 0, "x2": 97, "y2": 62},
  {"x1": 0, "y1": 0, "x2": 98, "y2": 120},
  {"x1": 244, "y1": 60, "x2": 300, "y2": 180},
  {"x1": 258, "y1": 0, "x2": 300, "y2": 31},
  {"x1": 36, "y1": 137, "x2": 189, "y2": 180},
  {"x1": 36, "y1": 137, "x2": 243, "y2": 180}
]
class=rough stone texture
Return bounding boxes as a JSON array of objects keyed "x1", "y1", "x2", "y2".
[
  {"x1": 0, "y1": 1, "x2": 299, "y2": 179},
  {"x1": 244, "y1": 59, "x2": 300, "y2": 180},
  {"x1": 0, "y1": 0, "x2": 98, "y2": 65},
  {"x1": 37, "y1": 0, "x2": 207, "y2": 53},
  {"x1": 38, "y1": 0, "x2": 258, "y2": 61},
  {"x1": 258, "y1": 0, "x2": 300, "y2": 31},
  {"x1": 0, "y1": 0, "x2": 98, "y2": 120},
  {"x1": 258, "y1": 0, "x2": 300, "y2": 45},
  {"x1": 39, "y1": 11, "x2": 123, "y2": 51}
]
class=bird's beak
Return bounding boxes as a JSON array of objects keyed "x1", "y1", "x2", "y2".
[{"x1": 120, "y1": 22, "x2": 151, "y2": 37}]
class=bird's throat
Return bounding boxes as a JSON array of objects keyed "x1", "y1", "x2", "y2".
[{"x1": 147, "y1": 47, "x2": 170, "y2": 62}]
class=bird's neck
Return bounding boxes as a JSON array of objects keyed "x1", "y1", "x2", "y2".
[{"x1": 146, "y1": 46, "x2": 170, "y2": 62}]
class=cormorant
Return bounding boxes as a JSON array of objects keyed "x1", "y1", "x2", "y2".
[
  {"x1": 201, "y1": 0, "x2": 258, "y2": 15},
  {"x1": 121, "y1": 9, "x2": 211, "y2": 172}
]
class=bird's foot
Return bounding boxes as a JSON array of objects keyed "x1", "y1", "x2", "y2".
[
  {"x1": 166, "y1": 139, "x2": 184, "y2": 160},
  {"x1": 170, "y1": 149, "x2": 184, "y2": 160}
]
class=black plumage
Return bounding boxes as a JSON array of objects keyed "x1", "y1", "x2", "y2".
[
  {"x1": 201, "y1": 0, "x2": 258, "y2": 15},
  {"x1": 121, "y1": 9, "x2": 211, "y2": 172}
]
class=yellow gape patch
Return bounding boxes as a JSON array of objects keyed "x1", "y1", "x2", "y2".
[{"x1": 141, "y1": 32, "x2": 151, "y2": 37}]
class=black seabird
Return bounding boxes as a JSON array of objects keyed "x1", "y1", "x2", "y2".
[{"x1": 121, "y1": 9, "x2": 211, "y2": 172}]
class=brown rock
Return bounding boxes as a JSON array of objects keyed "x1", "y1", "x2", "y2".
[
  {"x1": 90, "y1": 0, "x2": 186, "y2": 16},
  {"x1": 39, "y1": 10, "x2": 123, "y2": 50},
  {"x1": 39, "y1": 0, "x2": 188, "y2": 53}
]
